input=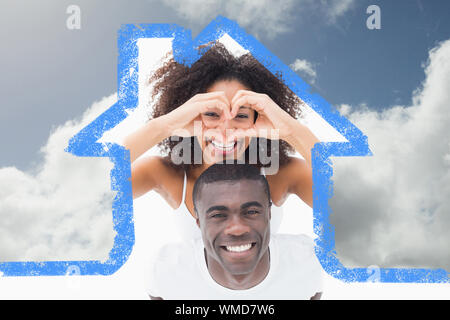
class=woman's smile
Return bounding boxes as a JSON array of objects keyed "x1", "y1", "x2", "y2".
[{"x1": 210, "y1": 139, "x2": 237, "y2": 154}]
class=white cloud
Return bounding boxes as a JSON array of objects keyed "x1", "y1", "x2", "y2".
[
  {"x1": 324, "y1": 0, "x2": 355, "y2": 21},
  {"x1": 0, "y1": 94, "x2": 117, "y2": 262},
  {"x1": 161, "y1": 0, "x2": 355, "y2": 38},
  {"x1": 330, "y1": 39, "x2": 450, "y2": 270},
  {"x1": 290, "y1": 58, "x2": 317, "y2": 84}
]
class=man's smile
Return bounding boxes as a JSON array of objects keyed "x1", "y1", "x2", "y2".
[
  {"x1": 217, "y1": 241, "x2": 258, "y2": 261},
  {"x1": 220, "y1": 242, "x2": 256, "y2": 253}
]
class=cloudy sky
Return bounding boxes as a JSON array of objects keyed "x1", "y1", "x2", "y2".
[{"x1": 1, "y1": 0, "x2": 450, "y2": 275}]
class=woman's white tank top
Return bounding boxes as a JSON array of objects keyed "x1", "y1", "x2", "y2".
[{"x1": 172, "y1": 168, "x2": 284, "y2": 240}]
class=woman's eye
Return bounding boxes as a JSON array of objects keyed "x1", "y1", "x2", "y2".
[
  {"x1": 204, "y1": 112, "x2": 220, "y2": 118},
  {"x1": 234, "y1": 113, "x2": 249, "y2": 119}
]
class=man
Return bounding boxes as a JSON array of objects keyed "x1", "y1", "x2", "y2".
[{"x1": 146, "y1": 163, "x2": 323, "y2": 299}]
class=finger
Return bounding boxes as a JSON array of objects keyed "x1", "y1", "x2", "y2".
[
  {"x1": 198, "y1": 98, "x2": 227, "y2": 113},
  {"x1": 195, "y1": 91, "x2": 230, "y2": 111},
  {"x1": 217, "y1": 99, "x2": 233, "y2": 120},
  {"x1": 208, "y1": 91, "x2": 230, "y2": 110},
  {"x1": 231, "y1": 98, "x2": 243, "y2": 118},
  {"x1": 232, "y1": 95, "x2": 265, "y2": 116},
  {"x1": 231, "y1": 89, "x2": 255, "y2": 106},
  {"x1": 193, "y1": 91, "x2": 225, "y2": 101},
  {"x1": 199, "y1": 99, "x2": 232, "y2": 120},
  {"x1": 231, "y1": 91, "x2": 256, "y2": 117},
  {"x1": 200, "y1": 93, "x2": 232, "y2": 119},
  {"x1": 213, "y1": 98, "x2": 233, "y2": 120}
]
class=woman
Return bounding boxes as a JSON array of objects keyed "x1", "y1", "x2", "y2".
[{"x1": 124, "y1": 42, "x2": 319, "y2": 239}]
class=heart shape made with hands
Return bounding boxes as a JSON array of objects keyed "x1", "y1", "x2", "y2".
[
  {"x1": 170, "y1": 90, "x2": 289, "y2": 142},
  {"x1": 202, "y1": 90, "x2": 287, "y2": 142}
]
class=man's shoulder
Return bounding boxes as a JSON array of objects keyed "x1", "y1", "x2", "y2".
[
  {"x1": 272, "y1": 234, "x2": 319, "y2": 265},
  {"x1": 150, "y1": 240, "x2": 200, "y2": 286},
  {"x1": 272, "y1": 233, "x2": 315, "y2": 250},
  {"x1": 271, "y1": 233, "x2": 323, "y2": 294},
  {"x1": 146, "y1": 240, "x2": 202, "y2": 299},
  {"x1": 153, "y1": 240, "x2": 198, "y2": 266}
]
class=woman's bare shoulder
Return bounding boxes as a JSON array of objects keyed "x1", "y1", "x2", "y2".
[
  {"x1": 270, "y1": 156, "x2": 310, "y2": 182},
  {"x1": 131, "y1": 155, "x2": 183, "y2": 199},
  {"x1": 278, "y1": 156, "x2": 313, "y2": 206}
]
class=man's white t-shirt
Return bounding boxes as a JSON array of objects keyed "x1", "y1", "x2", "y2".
[{"x1": 146, "y1": 234, "x2": 323, "y2": 300}]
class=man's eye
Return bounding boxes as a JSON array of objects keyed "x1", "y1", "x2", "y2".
[
  {"x1": 246, "y1": 210, "x2": 260, "y2": 215},
  {"x1": 211, "y1": 213, "x2": 226, "y2": 219}
]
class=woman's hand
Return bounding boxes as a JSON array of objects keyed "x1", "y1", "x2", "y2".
[
  {"x1": 124, "y1": 91, "x2": 232, "y2": 163},
  {"x1": 163, "y1": 91, "x2": 232, "y2": 138},
  {"x1": 230, "y1": 90, "x2": 297, "y2": 140}
]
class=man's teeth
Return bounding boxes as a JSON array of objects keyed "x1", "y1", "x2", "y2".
[
  {"x1": 211, "y1": 140, "x2": 235, "y2": 150},
  {"x1": 226, "y1": 243, "x2": 252, "y2": 252}
]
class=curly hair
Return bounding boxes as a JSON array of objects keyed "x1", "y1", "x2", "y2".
[{"x1": 149, "y1": 42, "x2": 304, "y2": 172}]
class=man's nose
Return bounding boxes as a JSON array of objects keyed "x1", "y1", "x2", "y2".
[{"x1": 224, "y1": 215, "x2": 251, "y2": 237}]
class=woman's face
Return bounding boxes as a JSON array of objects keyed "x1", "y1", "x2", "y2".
[{"x1": 198, "y1": 79, "x2": 255, "y2": 164}]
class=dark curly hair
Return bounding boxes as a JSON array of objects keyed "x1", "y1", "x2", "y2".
[{"x1": 149, "y1": 42, "x2": 304, "y2": 172}]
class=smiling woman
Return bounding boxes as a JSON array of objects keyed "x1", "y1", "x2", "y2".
[
  {"x1": 148, "y1": 42, "x2": 304, "y2": 169},
  {"x1": 123, "y1": 41, "x2": 320, "y2": 240}
]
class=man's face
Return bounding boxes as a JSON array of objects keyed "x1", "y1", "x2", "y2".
[{"x1": 196, "y1": 179, "x2": 271, "y2": 276}]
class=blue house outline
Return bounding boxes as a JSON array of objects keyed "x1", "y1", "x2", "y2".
[{"x1": 0, "y1": 16, "x2": 448, "y2": 283}]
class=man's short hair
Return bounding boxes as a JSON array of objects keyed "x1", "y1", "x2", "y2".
[{"x1": 192, "y1": 163, "x2": 271, "y2": 214}]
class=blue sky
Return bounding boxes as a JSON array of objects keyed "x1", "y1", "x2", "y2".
[
  {"x1": 275, "y1": 0, "x2": 450, "y2": 108},
  {"x1": 1, "y1": 0, "x2": 449, "y2": 169}
]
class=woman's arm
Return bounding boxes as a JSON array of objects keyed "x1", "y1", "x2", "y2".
[
  {"x1": 283, "y1": 120, "x2": 319, "y2": 169},
  {"x1": 131, "y1": 156, "x2": 165, "y2": 199},
  {"x1": 123, "y1": 91, "x2": 231, "y2": 199},
  {"x1": 274, "y1": 113, "x2": 319, "y2": 208},
  {"x1": 123, "y1": 116, "x2": 174, "y2": 199},
  {"x1": 123, "y1": 115, "x2": 172, "y2": 164},
  {"x1": 285, "y1": 157, "x2": 314, "y2": 207},
  {"x1": 278, "y1": 122, "x2": 318, "y2": 208},
  {"x1": 124, "y1": 91, "x2": 231, "y2": 163}
]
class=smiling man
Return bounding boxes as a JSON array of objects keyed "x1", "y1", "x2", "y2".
[{"x1": 146, "y1": 163, "x2": 323, "y2": 300}]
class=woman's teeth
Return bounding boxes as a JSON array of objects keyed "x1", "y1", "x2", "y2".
[
  {"x1": 225, "y1": 243, "x2": 252, "y2": 252},
  {"x1": 211, "y1": 140, "x2": 236, "y2": 151}
]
